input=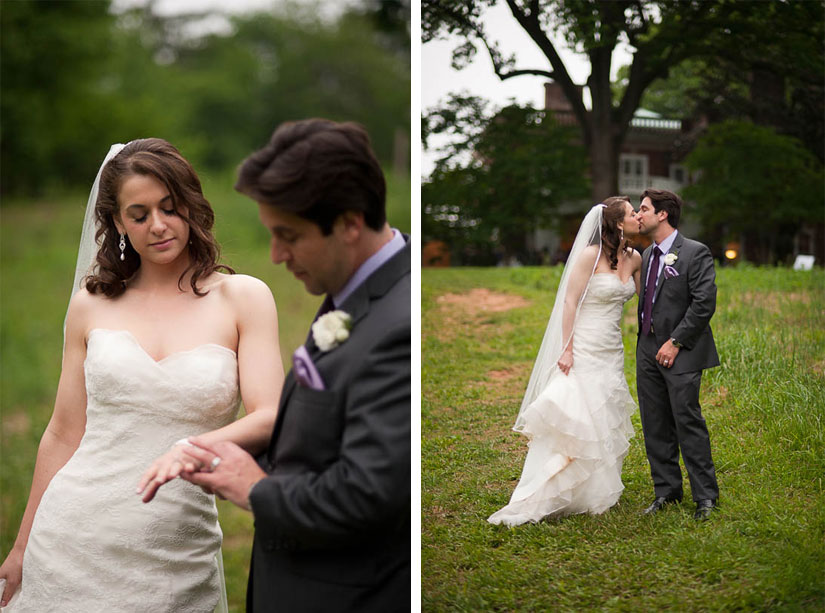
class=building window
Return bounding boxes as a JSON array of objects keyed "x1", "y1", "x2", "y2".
[
  {"x1": 619, "y1": 154, "x2": 648, "y2": 193},
  {"x1": 670, "y1": 164, "x2": 687, "y2": 185}
]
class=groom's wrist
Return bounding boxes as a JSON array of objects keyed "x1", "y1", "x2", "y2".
[{"x1": 669, "y1": 337, "x2": 682, "y2": 348}]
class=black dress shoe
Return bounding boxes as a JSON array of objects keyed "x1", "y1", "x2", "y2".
[
  {"x1": 643, "y1": 496, "x2": 681, "y2": 515},
  {"x1": 693, "y1": 499, "x2": 717, "y2": 521}
]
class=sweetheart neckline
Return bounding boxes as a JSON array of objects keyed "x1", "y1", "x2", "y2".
[
  {"x1": 592, "y1": 272, "x2": 635, "y2": 285},
  {"x1": 87, "y1": 328, "x2": 237, "y2": 365}
]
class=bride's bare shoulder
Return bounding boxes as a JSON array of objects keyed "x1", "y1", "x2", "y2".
[
  {"x1": 210, "y1": 273, "x2": 276, "y2": 307},
  {"x1": 578, "y1": 244, "x2": 601, "y2": 265},
  {"x1": 68, "y1": 286, "x2": 112, "y2": 314},
  {"x1": 65, "y1": 288, "x2": 109, "y2": 338},
  {"x1": 627, "y1": 247, "x2": 642, "y2": 270}
]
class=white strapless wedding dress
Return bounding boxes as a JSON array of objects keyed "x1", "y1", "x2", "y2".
[
  {"x1": 488, "y1": 274, "x2": 637, "y2": 526},
  {"x1": 4, "y1": 329, "x2": 239, "y2": 612}
]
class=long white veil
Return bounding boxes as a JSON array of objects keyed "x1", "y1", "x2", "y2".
[{"x1": 514, "y1": 204, "x2": 604, "y2": 432}]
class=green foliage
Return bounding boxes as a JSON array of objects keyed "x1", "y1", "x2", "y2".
[
  {"x1": 613, "y1": 59, "x2": 726, "y2": 120},
  {"x1": 423, "y1": 266, "x2": 825, "y2": 610},
  {"x1": 166, "y1": 9, "x2": 410, "y2": 172},
  {"x1": 0, "y1": 2, "x2": 410, "y2": 197},
  {"x1": 683, "y1": 120, "x2": 824, "y2": 262},
  {"x1": 0, "y1": 1, "x2": 119, "y2": 195},
  {"x1": 423, "y1": 100, "x2": 589, "y2": 260}
]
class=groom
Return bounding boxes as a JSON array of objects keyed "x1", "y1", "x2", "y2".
[
  {"x1": 635, "y1": 189, "x2": 720, "y2": 521},
  {"x1": 183, "y1": 119, "x2": 410, "y2": 611}
]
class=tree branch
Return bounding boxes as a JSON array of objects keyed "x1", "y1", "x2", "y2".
[
  {"x1": 498, "y1": 68, "x2": 556, "y2": 80},
  {"x1": 462, "y1": 17, "x2": 555, "y2": 82},
  {"x1": 625, "y1": 0, "x2": 649, "y2": 46},
  {"x1": 504, "y1": 0, "x2": 590, "y2": 132}
]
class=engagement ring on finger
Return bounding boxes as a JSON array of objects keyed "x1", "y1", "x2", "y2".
[{"x1": 210, "y1": 457, "x2": 221, "y2": 471}]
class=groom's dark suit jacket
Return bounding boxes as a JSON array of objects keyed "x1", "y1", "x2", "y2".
[
  {"x1": 637, "y1": 232, "x2": 719, "y2": 373},
  {"x1": 247, "y1": 238, "x2": 411, "y2": 613}
]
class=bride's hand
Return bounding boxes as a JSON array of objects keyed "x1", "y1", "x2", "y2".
[
  {"x1": 557, "y1": 349, "x2": 573, "y2": 376},
  {"x1": 136, "y1": 442, "x2": 203, "y2": 503},
  {"x1": 0, "y1": 547, "x2": 24, "y2": 606}
]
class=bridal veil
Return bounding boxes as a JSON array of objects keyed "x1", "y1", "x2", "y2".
[{"x1": 514, "y1": 203, "x2": 604, "y2": 431}]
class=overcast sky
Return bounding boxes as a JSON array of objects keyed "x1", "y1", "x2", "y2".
[
  {"x1": 421, "y1": 3, "x2": 634, "y2": 176},
  {"x1": 421, "y1": 3, "x2": 633, "y2": 176},
  {"x1": 112, "y1": 0, "x2": 360, "y2": 16},
  {"x1": 422, "y1": 3, "x2": 633, "y2": 110}
]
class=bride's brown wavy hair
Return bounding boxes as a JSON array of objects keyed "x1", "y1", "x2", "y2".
[
  {"x1": 85, "y1": 138, "x2": 233, "y2": 298},
  {"x1": 601, "y1": 196, "x2": 631, "y2": 270}
]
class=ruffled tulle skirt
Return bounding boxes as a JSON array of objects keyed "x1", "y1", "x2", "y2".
[{"x1": 488, "y1": 364, "x2": 636, "y2": 526}]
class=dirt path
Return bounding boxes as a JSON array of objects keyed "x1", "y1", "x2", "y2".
[{"x1": 435, "y1": 288, "x2": 531, "y2": 314}]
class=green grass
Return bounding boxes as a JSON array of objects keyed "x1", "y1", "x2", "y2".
[
  {"x1": 0, "y1": 169, "x2": 410, "y2": 612},
  {"x1": 422, "y1": 266, "x2": 825, "y2": 611}
]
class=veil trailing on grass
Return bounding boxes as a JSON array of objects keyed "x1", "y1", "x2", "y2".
[{"x1": 513, "y1": 204, "x2": 604, "y2": 432}]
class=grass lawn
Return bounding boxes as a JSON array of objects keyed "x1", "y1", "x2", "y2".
[
  {"x1": 0, "y1": 168, "x2": 409, "y2": 612},
  {"x1": 422, "y1": 266, "x2": 824, "y2": 611}
]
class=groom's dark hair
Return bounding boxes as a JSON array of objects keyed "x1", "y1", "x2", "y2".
[
  {"x1": 641, "y1": 188, "x2": 682, "y2": 228},
  {"x1": 235, "y1": 119, "x2": 386, "y2": 235}
]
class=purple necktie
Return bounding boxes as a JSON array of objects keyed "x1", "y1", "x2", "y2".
[
  {"x1": 642, "y1": 246, "x2": 661, "y2": 335},
  {"x1": 315, "y1": 295, "x2": 334, "y2": 320},
  {"x1": 307, "y1": 295, "x2": 335, "y2": 345}
]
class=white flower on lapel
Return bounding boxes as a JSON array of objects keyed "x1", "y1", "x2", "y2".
[
  {"x1": 663, "y1": 252, "x2": 678, "y2": 266},
  {"x1": 312, "y1": 310, "x2": 352, "y2": 352}
]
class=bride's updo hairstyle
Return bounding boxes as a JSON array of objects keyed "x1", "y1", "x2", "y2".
[
  {"x1": 600, "y1": 195, "x2": 631, "y2": 270},
  {"x1": 85, "y1": 138, "x2": 232, "y2": 298}
]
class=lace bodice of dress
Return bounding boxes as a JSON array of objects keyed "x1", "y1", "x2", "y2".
[
  {"x1": 4, "y1": 328, "x2": 240, "y2": 612},
  {"x1": 577, "y1": 273, "x2": 636, "y2": 326},
  {"x1": 84, "y1": 328, "x2": 240, "y2": 446}
]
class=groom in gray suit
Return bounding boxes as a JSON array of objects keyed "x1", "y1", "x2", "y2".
[
  {"x1": 635, "y1": 189, "x2": 720, "y2": 521},
  {"x1": 182, "y1": 119, "x2": 410, "y2": 611}
]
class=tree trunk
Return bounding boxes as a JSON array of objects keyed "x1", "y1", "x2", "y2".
[
  {"x1": 588, "y1": 127, "x2": 619, "y2": 203},
  {"x1": 587, "y1": 44, "x2": 620, "y2": 203}
]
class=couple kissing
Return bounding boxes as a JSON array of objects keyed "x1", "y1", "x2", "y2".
[{"x1": 489, "y1": 189, "x2": 719, "y2": 526}]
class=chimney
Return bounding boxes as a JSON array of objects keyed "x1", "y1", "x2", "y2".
[{"x1": 544, "y1": 81, "x2": 582, "y2": 112}]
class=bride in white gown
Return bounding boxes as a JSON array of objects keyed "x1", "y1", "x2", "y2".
[
  {"x1": 488, "y1": 198, "x2": 642, "y2": 526},
  {"x1": 0, "y1": 139, "x2": 285, "y2": 611}
]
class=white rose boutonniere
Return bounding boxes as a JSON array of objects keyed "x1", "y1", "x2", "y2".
[
  {"x1": 312, "y1": 310, "x2": 353, "y2": 352},
  {"x1": 663, "y1": 252, "x2": 678, "y2": 266}
]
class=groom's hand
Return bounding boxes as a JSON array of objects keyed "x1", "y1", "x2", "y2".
[
  {"x1": 179, "y1": 439, "x2": 266, "y2": 511},
  {"x1": 656, "y1": 340, "x2": 680, "y2": 369}
]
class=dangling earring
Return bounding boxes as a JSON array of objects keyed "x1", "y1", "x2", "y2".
[
  {"x1": 119, "y1": 233, "x2": 126, "y2": 261},
  {"x1": 620, "y1": 227, "x2": 624, "y2": 241}
]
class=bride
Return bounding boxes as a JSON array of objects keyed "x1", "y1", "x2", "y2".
[
  {"x1": 488, "y1": 197, "x2": 642, "y2": 526},
  {"x1": 0, "y1": 139, "x2": 284, "y2": 611}
]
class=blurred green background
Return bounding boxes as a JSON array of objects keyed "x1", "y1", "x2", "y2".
[{"x1": 0, "y1": 1, "x2": 410, "y2": 611}]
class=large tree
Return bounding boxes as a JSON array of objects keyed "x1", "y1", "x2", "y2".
[
  {"x1": 423, "y1": 0, "x2": 823, "y2": 203},
  {"x1": 424, "y1": 100, "x2": 589, "y2": 261}
]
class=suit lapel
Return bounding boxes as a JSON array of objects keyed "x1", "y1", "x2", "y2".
[{"x1": 266, "y1": 237, "x2": 411, "y2": 466}]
